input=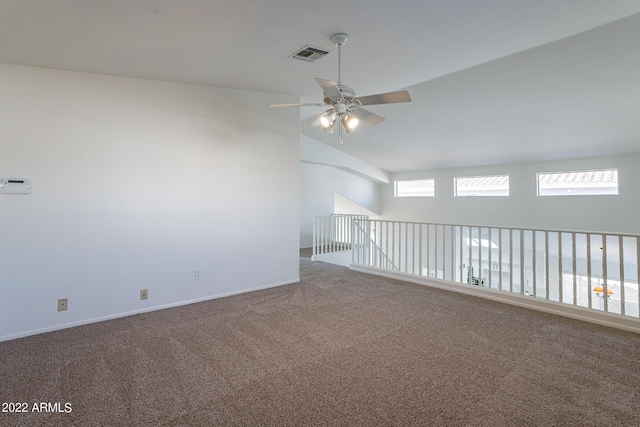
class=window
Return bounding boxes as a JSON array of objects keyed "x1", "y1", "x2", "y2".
[
  {"x1": 454, "y1": 175, "x2": 509, "y2": 197},
  {"x1": 537, "y1": 169, "x2": 618, "y2": 196},
  {"x1": 394, "y1": 179, "x2": 435, "y2": 197}
]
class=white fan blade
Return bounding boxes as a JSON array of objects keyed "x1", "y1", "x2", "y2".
[
  {"x1": 315, "y1": 78, "x2": 344, "y2": 100},
  {"x1": 356, "y1": 90, "x2": 411, "y2": 106},
  {"x1": 350, "y1": 108, "x2": 385, "y2": 126},
  {"x1": 269, "y1": 102, "x2": 326, "y2": 108}
]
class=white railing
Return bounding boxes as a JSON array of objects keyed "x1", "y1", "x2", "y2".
[
  {"x1": 312, "y1": 214, "x2": 368, "y2": 259},
  {"x1": 352, "y1": 219, "x2": 640, "y2": 321}
]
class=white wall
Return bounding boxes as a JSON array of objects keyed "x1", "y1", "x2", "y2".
[
  {"x1": 299, "y1": 135, "x2": 387, "y2": 248},
  {"x1": 382, "y1": 154, "x2": 640, "y2": 234},
  {"x1": 300, "y1": 163, "x2": 382, "y2": 247},
  {"x1": 0, "y1": 63, "x2": 301, "y2": 341},
  {"x1": 300, "y1": 135, "x2": 390, "y2": 184},
  {"x1": 334, "y1": 193, "x2": 378, "y2": 218},
  {"x1": 300, "y1": 162, "x2": 335, "y2": 247}
]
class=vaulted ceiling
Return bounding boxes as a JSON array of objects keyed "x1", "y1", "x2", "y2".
[{"x1": 2, "y1": 0, "x2": 639, "y2": 172}]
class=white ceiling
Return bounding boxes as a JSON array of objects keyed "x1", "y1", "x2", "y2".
[{"x1": 2, "y1": 0, "x2": 640, "y2": 172}]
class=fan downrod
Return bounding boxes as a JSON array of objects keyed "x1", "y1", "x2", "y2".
[{"x1": 330, "y1": 33, "x2": 348, "y2": 47}]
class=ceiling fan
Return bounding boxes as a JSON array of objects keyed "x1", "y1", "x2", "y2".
[{"x1": 270, "y1": 33, "x2": 411, "y2": 144}]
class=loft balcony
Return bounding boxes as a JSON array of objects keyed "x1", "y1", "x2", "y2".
[{"x1": 312, "y1": 215, "x2": 640, "y2": 333}]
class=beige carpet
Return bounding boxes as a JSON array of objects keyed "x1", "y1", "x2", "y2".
[{"x1": 1, "y1": 252, "x2": 639, "y2": 426}]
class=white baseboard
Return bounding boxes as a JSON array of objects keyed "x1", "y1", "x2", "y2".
[
  {"x1": 350, "y1": 264, "x2": 640, "y2": 334},
  {"x1": 0, "y1": 278, "x2": 300, "y2": 343}
]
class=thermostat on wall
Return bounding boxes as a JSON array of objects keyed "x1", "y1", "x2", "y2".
[{"x1": 0, "y1": 178, "x2": 33, "y2": 194}]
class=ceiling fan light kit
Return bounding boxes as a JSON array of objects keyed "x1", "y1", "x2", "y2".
[
  {"x1": 270, "y1": 33, "x2": 411, "y2": 144},
  {"x1": 343, "y1": 115, "x2": 358, "y2": 131}
]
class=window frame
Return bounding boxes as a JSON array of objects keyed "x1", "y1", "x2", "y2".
[
  {"x1": 394, "y1": 178, "x2": 435, "y2": 198},
  {"x1": 536, "y1": 168, "x2": 619, "y2": 197},
  {"x1": 454, "y1": 174, "x2": 510, "y2": 197}
]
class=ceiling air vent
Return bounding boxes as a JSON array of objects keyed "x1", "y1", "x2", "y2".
[{"x1": 289, "y1": 45, "x2": 330, "y2": 62}]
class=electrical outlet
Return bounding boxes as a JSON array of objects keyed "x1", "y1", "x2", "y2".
[
  {"x1": 194, "y1": 269, "x2": 202, "y2": 280},
  {"x1": 58, "y1": 298, "x2": 68, "y2": 312},
  {"x1": 140, "y1": 289, "x2": 148, "y2": 300}
]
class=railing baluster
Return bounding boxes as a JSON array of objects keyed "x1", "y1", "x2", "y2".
[
  {"x1": 468, "y1": 227, "x2": 473, "y2": 284},
  {"x1": 441, "y1": 224, "x2": 447, "y2": 280},
  {"x1": 427, "y1": 224, "x2": 431, "y2": 277},
  {"x1": 312, "y1": 217, "x2": 317, "y2": 258},
  {"x1": 326, "y1": 216, "x2": 329, "y2": 254},
  {"x1": 351, "y1": 218, "x2": 355, "y2": 264},
  {"x1": 488, "y1": 228, "x2": 492, "y2": 289},
  {"x1": 337, "y1": 215, "x2": 340, "y2": 251},
  {"x1": 411, "y1": 223, "x2": 420, "y2": 274},
  {"x1": 389, "y1": 221, "x2": 393, "y2": 270},
  {"x1": 499, "y1": 228, "x2": 503, "y2": 291},
  {"x1": 360, "y1": 218, "x2": 365, "y2": 264},
  {"x1": 637, "y1": 236, "x2": 640, "y2": 318},
  {"x1": 326, "y1": 216, "x2": 330, "y2": 253},
  {"x1": 385, "y1": 221, "x2": 389, "y2": 269},
  {"x1": 323, "y1": 217, "x2": 326, "y2": 254},
  {"x1": 339, "y1": 215, "x2": 342, "y2": 251},
  {"x1": 338, "y1": 215, "x2": 342, "y2": 251},
  {"x1": 587, "y1": 233, "x2": 592, "y2": 309},
  {"x1": 335, "y1": 215, "x2": 342, "y2": 251},
  {"x1": 319, "y1": 218, "x2": 324, "y2": 255},
  {"x1": 352, "y1": 217, "x2": 356, "y2": 263},
  {"x1": 332, "y1": 216, "x2": 336, "y2": 253},
  {"x1": 397, "y1": 222, "x2": 401, "y2": 271},
  {"x1": 408, "y1": 223, "x2": 412, "y2": 274},
  {"x1": 544, "y1": 230, "x2": 549, "y2": 301},
  {"x1": 413, "y1": 223, "x2": 418, "y2": 275},
  {"x1": 360, "y1": 218, "x2": 364, "y2": 264},
  {"x1": 342, "y1": 215, "x2": 348, "y2": 251},
  {"x1": 419, "y1": 224, "x2": 423, "y2": 276},
  {"x1": 326, "y1": 217, "x2": 329, "y2": 254},
  {"x1": 509, "y1": 228, "x2": 513, "y2": 293},
  {"x1": 396, "y1": 223, "x2": 400, "y2": 271},
  {"x1": 532, "y1": 230, "x2": 537, "y2": 298},
  {"x1": 384, "y1": 220, "x2": 387, "y2": 269},
  {"x1": 478, "y1": 227, "x2": 484, "y2": 286},
  {"x1": 374, "y1": 221, "x2": 378, "y2": 268},
  {"x1": 354, "y1": 218, "x2": 359, "y2": 264},
  {"x1": 558, "y1": 232, "x2": 563, "y2": 304},
  {"x1": 396, "y1": 223, "x2": 401, "y2": 271},
  {"x1": 602, "y1": 234, "x2": 608, "y2": 313},
  {"x1": 341, "y1": 215, "x2": 345, "y2": 251},
  {"x1": 435, "y1": 225, "x2": 440, "y2": 279},
  {"x1": 450, "y1": 226, "x2": 455, "y2": 282},
  {"x1": 380, "y1": 221, "x2": 384, "y2": 268},
  {"x1": 324, "y1": 217, "x2": 329, "y2": 254},
  {"x1": 459, "y1": 226, "x2": 464, "y2": 283},
  {"x1": 619, "y1": 235, "x2": 625, "y2": 316},
  {"x1": 404, "y1": 222, "x2": 409, "y2": 273},
  {"x1": 372, "y1": 220, "x2": 376, "y2": 267},
  {"x1": 392, "y1": 222, "x2": 396, "y2": 271},
  {"x1": 336, "y1": 215, "x2": 340, "y2": 252},
  {"x1": 317, "y1": 218, "x2": 321, "y2": 255},
  {"x1": 572, "y1": 233, "x2": 577, "y2": 306},
  {"x1": 340, "y1": 215, "x2": 343, "y2": 251},
  {"x1": 518, "y1": 230, "x2": 523, "y2": 295},
  {"x1": 359, "y1": 218, "x2": 363, "y2": 264}
]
